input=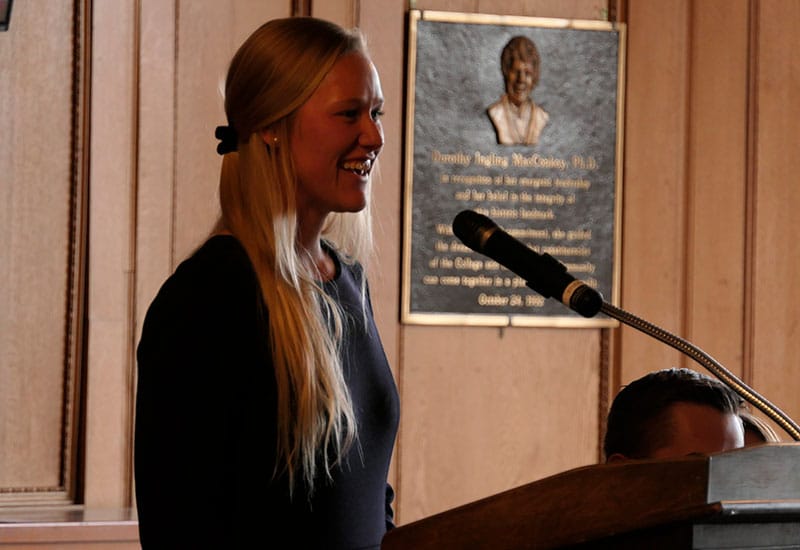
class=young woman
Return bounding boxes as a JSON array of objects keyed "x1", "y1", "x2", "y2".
[{"x1": 134, "y1": 17, "x2": 399, "y2": 549}]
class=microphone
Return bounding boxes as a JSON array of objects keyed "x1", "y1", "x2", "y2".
[{"x1": 452, "y1": 210, "x2": 603, "y2": 317}]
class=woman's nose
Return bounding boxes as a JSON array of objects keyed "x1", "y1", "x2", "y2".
[{"x1": 360, "y1": 117, "x2": 384, "y2": 151}]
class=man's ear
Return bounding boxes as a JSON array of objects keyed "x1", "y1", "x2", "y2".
[{"x1": 605, "y1": 453, "x2": 629, "y2": 464}]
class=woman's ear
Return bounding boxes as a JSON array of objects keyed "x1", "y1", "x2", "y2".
[
  {"x1": 259, "y1": 128, "x2": 278, "y2": 145},
  {"x1": 259, "y1": 128, "x2": 279, "y2": 146}
]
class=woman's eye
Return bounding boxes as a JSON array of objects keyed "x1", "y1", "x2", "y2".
[{"x1": 337, "y1": 107, "x2": 383, "y2": 121}]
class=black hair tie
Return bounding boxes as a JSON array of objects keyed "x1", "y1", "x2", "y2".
[{"x1": 215, "y1": 125, "x2": 238, "y2": 155}]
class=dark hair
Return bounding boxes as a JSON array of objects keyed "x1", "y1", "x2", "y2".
[{"x1": 603, "y1": 368, "x2": 743, "y2": 459}]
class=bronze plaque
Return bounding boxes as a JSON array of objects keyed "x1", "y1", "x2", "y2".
[{"x1": 402, "y1": 10, "x2": 625, "y2": 327}]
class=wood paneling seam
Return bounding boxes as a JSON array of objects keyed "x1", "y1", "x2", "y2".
[
  {"x1": 170, "y1": 0, "x2": 180, "y2": 270},
  {"x1": 123, "y1": 0, "x2": 143, "y2": 507},
  {"x1": 742, "y1": 0, "x2": 759, "y2": 387},
  {"x1": 680, "y1": 0, "x2": 695, "y2": 372}
]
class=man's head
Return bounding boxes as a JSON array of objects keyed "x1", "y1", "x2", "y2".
[{"x1": 604, "y1": 368, "x2": 745, "y2": 462}]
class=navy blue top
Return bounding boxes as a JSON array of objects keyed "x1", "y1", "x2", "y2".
[{"x1": 135, "y1": 235, "x2": 400, "y2": 549}]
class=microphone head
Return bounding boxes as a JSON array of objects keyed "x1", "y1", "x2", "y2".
[
  {"x1": 452, "y1": 210, "x2": 497, "y2": 252},
  {"x1": 569, "y1": 284, "x2": 604, "y2": 318}
]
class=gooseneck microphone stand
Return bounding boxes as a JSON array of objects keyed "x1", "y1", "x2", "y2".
[
  {"x1": 600, "y1": 300, "x2": 800, "y2": 442},
  {"x1": 451, "y1": 209, "x2": 800, "y2": 441}
]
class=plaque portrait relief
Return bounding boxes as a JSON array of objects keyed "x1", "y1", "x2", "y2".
[
  {"x1": 486, "y1": 36, "x2": 550, "y2": 146},
  {"x1": 402, "y1": 10, "x2": 625, "y2": 326}
]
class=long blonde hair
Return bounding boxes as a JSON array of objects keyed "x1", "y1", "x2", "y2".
[{"x1": 217, "y1": 17, "x2": 374, "y2": 495}]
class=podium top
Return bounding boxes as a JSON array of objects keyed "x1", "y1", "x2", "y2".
[{"x1": 382, "y1": 443, "x2": 800, "y2": 550}]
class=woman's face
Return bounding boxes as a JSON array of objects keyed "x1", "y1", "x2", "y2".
[
  {"x1": 505, "y1": 58, "x2": 537, "y2": 107},
  {"x1": 289, "y1": 51, "x2": 385, "y2": 225}
]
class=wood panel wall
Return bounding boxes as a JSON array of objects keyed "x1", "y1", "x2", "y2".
[
  {"x1": 0, "y1": 0, "x2": 85, "y2": 505},
  {"x1": 748, "y1": 0, "x2": 800, "y2": 429},
  {"x1": 394, "y1": 0, "x2": 611, "y2": 523},
  {"x1": 617, "y1": 0, "x2": 799, "y2": 445},
  {"x1": 2, "y1": 0, "x2": 800, "y2": 546}
]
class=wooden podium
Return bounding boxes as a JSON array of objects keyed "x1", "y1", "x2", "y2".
[{"x1": 382, "y1": 444, "x2": 800, "y2": 549}]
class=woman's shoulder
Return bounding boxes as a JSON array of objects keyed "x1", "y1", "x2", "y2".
[
  {"x1": 151, "y1": 235, "x2": 256, "y2": 311},
  {"x1": 137, "y1": 236, "x2": 264, "y2": 383},
  {"x1": 176, "y1": 234, "x2": 251, "y2": 280},
  {"x1": 182, "y1": 233, "x2": 249, "y2": 269}
]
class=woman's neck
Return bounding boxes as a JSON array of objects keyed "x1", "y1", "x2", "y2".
[{"x1": 298, "y1": 217, "x2": 335, "y2": 281}]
